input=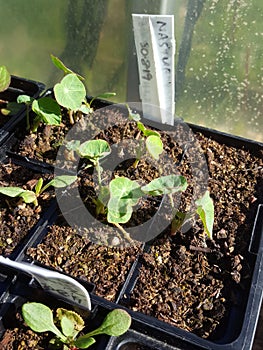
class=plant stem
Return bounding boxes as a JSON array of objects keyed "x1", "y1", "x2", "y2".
[
  {"x1": 26, "y1": 105, "x2": 30, "y2": 130},
  {"x1": 114, "y1": 223, "x2": 133, "y2": 243},
  {"x1": 69, "y1": 110, "x2": 74, "y2": 124}
]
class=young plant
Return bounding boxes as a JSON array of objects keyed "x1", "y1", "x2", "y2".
[
  {"x1": 51, "y1": 55, "x2": 116, "y2": 123},
  {"x1": 17, "y1": 55, "x2": 116, "y2": 131},
  {"x1": 66, "y1": 139, "x2": 111, "y2": 215},
  {"x1": 22, "y1": 302, "x2": 131, "y2": 349},
  {"x1": 66, "y1": 136, "x2": 214, "y2": 240},
  {"x1": 17, "y1": 94, "x2": 61, "y2": 132},
  {"x1": 107, "y1": 175, "x2": 188, "y2": 241},
  {"x1": 126, "y1": 105, "x2": 163, "y2": 167},
  {"x1": 0, "y1": 175, "x2": 77, "y2": 206},
  {"x1": 170, "y1": 191, "x2": 214, "y2": 240}
]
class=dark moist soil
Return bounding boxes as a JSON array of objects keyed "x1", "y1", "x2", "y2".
[
  {"x1": 128, "y1": 133, "x2": 263, "y2": 339},
  {"x1": 27, "y1": 215, "x2": 141, "y2": 302},
  {"x1": 8, "y1": 107, "x2": 263, "y2": 340},
  {"x1": 0, "y1": 161, "x2": 53, "y2": 256},
  {"x1": 0, "y1": 311, "x2": 50, "y2": 349}
]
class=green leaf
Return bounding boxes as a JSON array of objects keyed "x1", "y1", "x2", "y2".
[
  {"x1": 22, "y1": 303, "x2": 66, "y2": 341},
  {"x1": 77, "y1": 309, "x2": 131, "y2": 341},
  {"x1": 50, "y1": 54, "x2": 85, "y2": 81},
  {"x1": 0, "y1": 187, "x2": 36, "y2": 204},
  {"x1": 141, "y1": 175, "x2": 188, "y2": 196},
  {"x1": 17, "y1": 94, "x2": 34, "y2": 105},
  {"x1": 146, "y1": 135, "x2": 163, "y2": 160},
  {"x1": 96, "y1": 309, "x2": 131, "y2": 336},
  {"x1": 78, "y1": 104, "x2": 92, "y2": 114},
  {"x1": 57, "y1": 308, "x2": 84, "y2": 338},
  {"x1": 0, "y1": 65, "x2": 11, "y2": 92},
  {"x1": 107, "y1": 177, "x2": 143, "y2": 224},
  {"x1": 32, "y1": 97, "x2": 61, "y2": 125},
  {"x1": 54, "y1": 73, "x2": 86, "y2": 111},
  {"x1": 74, "y1": 336, "x2": 96, "y2": 349},
  {"x1": 78, "y1": 140, "x2": 111, "y2": 162},
  {"x1": 35, "y1": 178, "x2": 43, "y2": 196},
  {"x1": 20, "y1": 191, "x2": 37, "y2": 204},
  {"x1": 195, "y1": 191, "x2": 214, "y2": 239},
  {"x1": 41, "y1": 175, "x2": 77, "y2": 193},
  {"x1": 90, "y1": 92, "x2": 116, "y2": 106},
  {"x1": 137, "y1": 121, "x2": 160, "y2": 137},
  {"x1": 126, "y1": 104, "x2": 141, "y2": 121}
]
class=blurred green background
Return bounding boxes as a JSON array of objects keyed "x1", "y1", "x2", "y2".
[{"x1": 0, "y1": 0, "x2": 262, "y2": 141}]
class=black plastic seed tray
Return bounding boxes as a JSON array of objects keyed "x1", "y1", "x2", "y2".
[
  {"x1": 0, "y1": 76, "x2": 45, "y2": 144},
  {"x1": 0, "y1": 156, "x2": 57, "y2": 261},
  {"x1": 0, "y1": 272, "x2": 108, "y2": 350},
  {"x1": 1, "y1": 95, "x2": 263, "y2": 349}
]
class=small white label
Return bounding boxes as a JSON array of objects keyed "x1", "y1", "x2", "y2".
[
  {"x1": 132, "y1": 14, "x2": 175, "y2": 125},
  {"x1": 0, "y1": 256, "x2": 91, "y2": 309}
]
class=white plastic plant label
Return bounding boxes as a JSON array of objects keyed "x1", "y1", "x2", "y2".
[
  {"x1": 132, "y1": 14, "x2": 175, "y2": 125},
  {"x1": 0, "y1": 256, "x2": 91, "y2": 310}
]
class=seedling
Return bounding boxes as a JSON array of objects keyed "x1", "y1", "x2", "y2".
[
  {"x1": 17, "y1": 55, "x2": 116, "y2": 130},
  {"x1": 0, "y1": 175, "x2": 77, "y2": 206},
  {"x1": 126, "y1": 105, "x2": 163, "y2": 167},
  {"x1": 66, "y1": 139, "x2": 111, "y2": 215},
  {"x1": 65, "y1": 137, "x2": 214, "y2": 240},
  {"x1": 17, "y1": 94, "x2": 61, "y2": 132},
  {"x1": 22, "y1": 302, "x2": 131, "y2": 349}
]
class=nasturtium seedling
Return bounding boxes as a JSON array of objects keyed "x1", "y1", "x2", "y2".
[
  {"x1": 0, "y1": 175, "x2": 77, "y2": 206},
  {"x1": 195, "y1": 190, "x2": 214, "y2": 239},
  {"x1": 141, "y1": 175, "x2": 188, "y2": 196},
  {"x1": 22, "y1": 302, "x2": 131, "y2": 349},
  {"x1": 145, "y1": 134, "x2": 163, "y2": 160},
  {"x1": 0, "y1": 65, "x2": 11, "y2": 92},
  {"x1": 32, "y1": 97, "x2": 61, "y2": 125},
  {"x1": 107, "y1": 177, "x2": 143, "y2": 224},
  {"x1": 126, "y1": 105, "x2": 163, "y2": 166},
  {"x1": 54, "y1": 73, "x2": 86, "y2": 111},
  {"x1": 17, "y1": 94, "x2": 61, "y2": 131},
  {"x1": 78, "y1": 139, "x2": 111, "y2": 164}
]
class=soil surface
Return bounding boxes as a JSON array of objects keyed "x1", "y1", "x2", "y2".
[
  {"x1": 27, "y1": 215, "x2": 141, "y2": 302},
  {"x1": 128, "y1": 132, "x2": 263, "y2": 339},
  {"x1": 0, "y1": 161, "x2": 53, "y2": 256},
  {"x1": 0, "y1": 311, "x2": 49, "y2": 349}
]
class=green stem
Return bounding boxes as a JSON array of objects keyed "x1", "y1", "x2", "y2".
[
  {"x1": 26, "y1": 105, "x2": 30, "y2": 130},
  {"x1": 32, "y1": 116, "x2": 41, "y2": 133},
  {"x1": 114, "y1": 223, "x2": 133, "y2": 243},
  {"x1": 69, "y1": 110, "x2": 74, "y2": 124},
  {"x1": 95, "y1": 161, "x2": 102, "y2": 189}
]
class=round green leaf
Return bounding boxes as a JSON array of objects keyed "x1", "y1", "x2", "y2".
[
  {"x1": 107, "y1": 177, "x2": 143, "y2": 224},
  {"x1": 32, "y1": 97, "x2": 61, "y2": 125},
  {"x1": 54, "y1": 73, "x2": 86, "y2": 111},
  {"x1": 78, "y1": 140, "x2": 111, "y2": 161},
  {"x1": 146, "y1": 135, "x2": 163, "y2": 160},
  {"x1": 0, "y1": 65, "x2": 11, "y2": 92}
]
